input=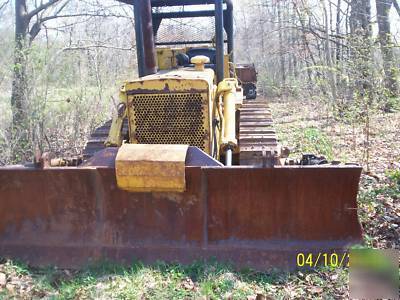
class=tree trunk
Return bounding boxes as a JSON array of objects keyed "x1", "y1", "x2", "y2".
[
  {"x1": 293, "y1": 2, "x2": 319, "y2": 83},
  {"x1": 350, "y1": 0, "x2": 371, "y2": 36},
  {"x1": 335, "y1": 0, "x2": 341, "y2": 62},
  {"x1": 321, "y1": 0, "x2": 337, "y2": 100},
  {"x1": 376, "y1": 0, "x2": 398, "y2": 96},
  {"x1": 277, "y1": 1, "x2": 286, "y2": 90},
  {"x1": 10, "y1": 0, "x2": 30, "y2": 159}
]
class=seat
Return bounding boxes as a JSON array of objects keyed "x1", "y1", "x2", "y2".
[{"x1": 176, "y1": 48, "x2": 217, "y2": 71}]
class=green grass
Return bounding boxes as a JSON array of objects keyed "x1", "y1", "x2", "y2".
[
  {"x1": 358, "y1": 170, "x2": 400, "y2": 214},
  {"x1": 0, "y1": 259, "x2": 350, "y2": 299},
  {"x1": 276, "y1": 125, "x2": 334, "y2": 161},
  {"x1": 382, "y1": 95, "x2": 400, "y2": 112},
  {"x1": 357, "y1": 170, "x2": 400, "y2": 248},
  {"x1": 295, "y1": 127, "x2": 334, "y2": 160}
]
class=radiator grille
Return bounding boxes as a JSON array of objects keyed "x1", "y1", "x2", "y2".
[{"x1": 131, "y1": 93, "x2": 207, "y2": 150}]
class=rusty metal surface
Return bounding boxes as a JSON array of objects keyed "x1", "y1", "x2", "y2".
[
  {"x1": 0, "y1": 164, "x2": 362, "y2": 270},
  {"x1": 206, "y1": 166, "x2": 362, "y2": 241},
  {"x1": 82, "y1": 147, "x2": 118, "y2": 167},
  {"x1": 235, "y1": 64, "x2": 257, "y2": 83}
]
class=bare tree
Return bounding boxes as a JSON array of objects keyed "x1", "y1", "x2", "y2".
[
  {"x1": 320, "y1": 0, "x2": 337, "y2": 100},
  {"x1": 11, "y1": 0, "x2": 70, "y2": 159},
  {"x1": 277, "y1": 0, "x2": 286, "y2": 88},
  {"x1": 376, "y1": 0, "x2": 399, "y2": 96}
]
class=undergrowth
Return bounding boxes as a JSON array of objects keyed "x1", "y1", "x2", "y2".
[
  {"x1": 279, "y1": 126, "x2": 334, "y2": 160},
  {"x1": 357, "y1": 170, "x2": 400, "y2": 248},
  {"x1": 295, "y1": 127, "x2": 334, "y2": 160},
  {"x1": 0, "y1": 259, "x2": 349, "y2": 299}
]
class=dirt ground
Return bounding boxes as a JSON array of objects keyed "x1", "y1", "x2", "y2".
[{"x1": 270, "y1": 97, "x2": 400, "y2": 174}]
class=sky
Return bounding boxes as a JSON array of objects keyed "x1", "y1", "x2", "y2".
[{"x1": 1, "y1": 0, "x2": 399, "y2": 40}]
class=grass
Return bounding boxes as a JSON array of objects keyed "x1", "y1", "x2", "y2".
[
  {"x1": 357, "y1": 170, "x2": 400, "y2": 248},
  {"x1": 0, "y1": 259, "x2": 351, "y2": 299},
  {"x1": 279, "y1": 125, "x2": 340, "y2": 162},
  {"x1": 293, "y1": 127, "x2": 334, "y2": 160}
]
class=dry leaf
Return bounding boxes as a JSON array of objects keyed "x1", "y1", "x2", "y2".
[{"x1": 308, "y1": 286, "x2": 323, "y2": 294}]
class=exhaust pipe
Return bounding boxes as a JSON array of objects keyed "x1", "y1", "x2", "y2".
[
  {"x1": 133, "y1": 0, "x2": 157, "y2": 77},
  {"x1": 215, "y1": 0, "x2": 224, "y2": 83}
]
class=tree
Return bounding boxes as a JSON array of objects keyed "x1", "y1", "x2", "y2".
[
  {"x1": 277, "y1": 0, "x2": 286, "y2": 88},
  {"x1": 11, "y1": 0, "x2": 70, "y2": 160},
  {"x1": 376, "y1": 0, "x2": 399, "y2": 97},
  {"x1": 349, "y1": 0, "x2": 372, "y2": 91}
]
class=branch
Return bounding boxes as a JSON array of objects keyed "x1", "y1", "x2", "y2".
[
  {"x1": 393, "y1": 0, "x2": 400, "y2": 17},
  {"x1": 300, "y1": 29, "x2": 348, "y2": 49},
  {"x1": 29, "y1": 2, "x2": 100, "y2": 42},
  {"x1": 63, "y1": 44, "x2": 134, "y2": 51},
  {"x1": 0, "y1": 0, "x2": 9, "y2": 12},
  {"x1": 29, "y1": 21, "x2": 42, "y2": 42},
  {"x1": 40, "y1": 12, "x2": 128, "y2": 22},
  {"x1": 54, "y1": 0, "x2": 69, "y2": 15},
  {"x1": 27, "y1": 0, "x2": 61, "y2": 20}
]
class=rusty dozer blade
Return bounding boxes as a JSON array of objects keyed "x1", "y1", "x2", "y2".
[{"x1": 0, "y1": 148, "x2": 362, "y2": 270}]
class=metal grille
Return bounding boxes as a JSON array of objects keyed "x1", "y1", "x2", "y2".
[
  {"x1": 154, "y1": 5, "x2": 217, "y2": 46},
  {"x1": 156, "y1": 16, "x2": 215, "y2": 45},
  {"x1": 131, "y1": 93, "x2": 206, "y2": 150}
]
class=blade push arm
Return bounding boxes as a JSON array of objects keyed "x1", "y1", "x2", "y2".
[
  {"x1": 216, "y1": 78, "x2": 242, "y2": 165},
  {"x1": 105, "y1": 102, "x2": 127, "y2": 147}
]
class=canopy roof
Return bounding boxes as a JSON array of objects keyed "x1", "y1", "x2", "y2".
[{"x1": 117, "y1": 0, "x2": 231, "y2": 7}]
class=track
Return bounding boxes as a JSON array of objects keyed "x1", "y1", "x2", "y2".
[
  {"x1": 238, "y1": 98, "x2": 279, "y2": 166},
  {"x1": 83, "y1": 119, "x2": 129, "y2": 160}
]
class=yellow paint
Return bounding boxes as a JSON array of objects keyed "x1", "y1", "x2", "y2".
[
  {"x1": 156, "y1": 47, "x2": 185, "y2": 70},
  {"x1": 105, "y1": 103, "x2": 127, "y2": 147},
  {"x1": 115, "y1": 144, "x2": 188, "y2": 192},
  {"x1": 216, "y1": 78, "x2": 242, "y2": 152},
  {"x1": 121, "y1": 68, "x2": 215, "y2": 155},
  {"x1": 191, "y1": 55, "x2": 210, "y2": 71},
  {"x1": 124, "y1": 67, "x2": 215, "y2": 89},
  {"x1": 110, "y1": 47, "x2": 248, "y2": 193}
]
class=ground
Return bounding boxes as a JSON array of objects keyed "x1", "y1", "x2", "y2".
[
  {"x1": 271, "y1": 97, "x2": 399, "y2": 249},
  {"x1": 0, "y1": 97, "x2": 399, "y2": 299}
]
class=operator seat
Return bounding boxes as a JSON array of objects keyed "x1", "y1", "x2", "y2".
[
  {"x1": 187, "y1": 48, "x2": 216, "y2": 63},
  {"x1": 176, "y1": 47, "x2": 217, "y2": 70}
]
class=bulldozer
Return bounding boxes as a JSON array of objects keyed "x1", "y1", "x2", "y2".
[{"x1": 0, "y1": 0, "x2": 362, "y2": 270}]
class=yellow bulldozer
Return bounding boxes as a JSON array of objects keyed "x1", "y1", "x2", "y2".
[{"x1": 0, "y1": 0, "x2": 362, "y2": 270}]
